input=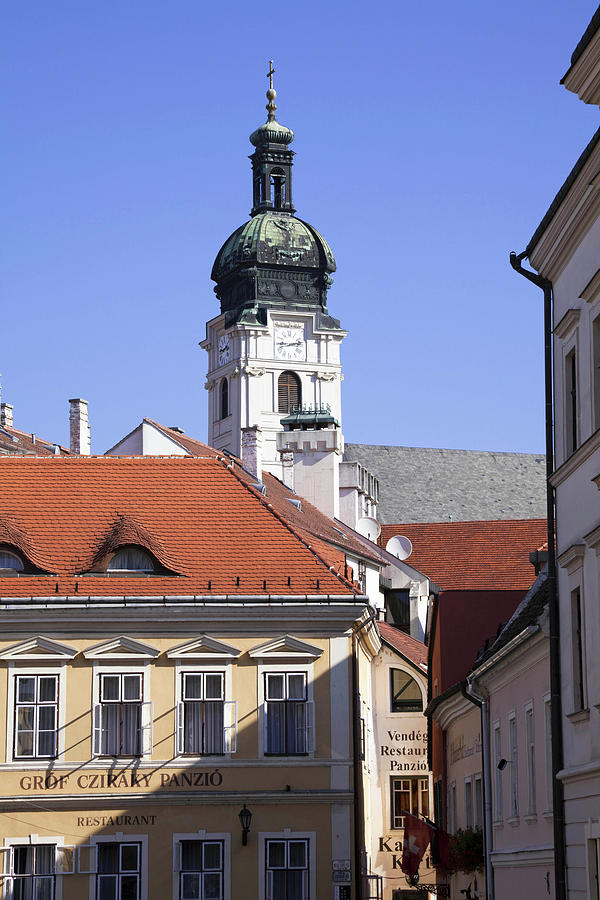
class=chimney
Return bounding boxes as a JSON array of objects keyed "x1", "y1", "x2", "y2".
[
  {"x1": 69, "y1": 398, "x2": 91, "y2": 455},
  {"x1": 241, "y1": 426, "x2": 262, "y2": 480},
  {"x1": 279, "y1": 447, "x2": 295, "y2": 491},
  {"x1": 0, "y1": 403, "x2": 14, "y2": 428}
]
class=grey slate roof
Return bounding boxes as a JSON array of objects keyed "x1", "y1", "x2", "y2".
[{"x1": 343, "y1": 443, "x2": 546, "y2": 524}]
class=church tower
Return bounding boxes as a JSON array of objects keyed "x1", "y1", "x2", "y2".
[{"x1": 202, "y1": 64, "x2": 346, "y2": 483}]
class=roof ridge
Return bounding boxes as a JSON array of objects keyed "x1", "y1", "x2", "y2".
[
  {"x1": 217, "y1": 458, "x2": 359, "y2": 595},
  {"x1": 345, "y1": 443, "x2": 545, "y2": 457}
]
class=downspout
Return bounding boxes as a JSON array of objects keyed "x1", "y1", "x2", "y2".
[
  {"x1": 509, "y1": 250, "x2": 565, "y2": 900},
  {"x1": 352, "y1": 608, "x2": 378, "y2": 900},
  {"x1": 462, "y1": 681, "x2": 493, "y2": 900}
]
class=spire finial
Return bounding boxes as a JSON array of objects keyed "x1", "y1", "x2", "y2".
[{"x1": 266, "y1": 60, "x2": 277, "y2": 121}]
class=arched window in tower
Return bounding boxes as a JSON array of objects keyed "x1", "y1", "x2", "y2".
[
  {"x1": 270, "y1": 168, "x2": 286, "y2": 208},
  {"x1": 220, "y1": 378, "x2": 229, "y2": 420},
  {"x1": 278, "y1": 371, "x2": 301, "y2": 414}
]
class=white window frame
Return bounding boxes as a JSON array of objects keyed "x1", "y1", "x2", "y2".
[
  {"x1": 447, "y1": 780, "x2": 457, "y2": 834},
  {"x1": 561, "y1": 328, "x2": 580, "y2": 460},
  {"x1": 390, "y1": 775, "x2": 430, "y2": 830},
  {"x1": 585, "y1": 818, "x2": 600, "y2": 900},
  {"x1": 493, "y1": 720, "x2": 503, "y2": 823},
  {"x1": 543, "y1": 693, "x2": 553, "y2": 814},
  {"x1": 257, "y1": 663, "x2": 315, "y2": 759},
  {"x1": 524, "y1": 701, "x2": 536, "y2": 817},
  {"x1": 173, "y1": 663, "x2": 237, "y2": 758},
  {"x1": 474, "y1": 774, "x2": 483, "y2": 830},
  {"x1": 79, "y1": 833, "x2": 148, "y2": 900},
  {"x1": 570, "y1": 582, "x2": 587, "y2": 713},
  {"x1": 508, "y1": 711, "x2": 519, "y2": 820},
  {"x1": 171, "y1": 830, "x2": 231, "y2": 900},
  {"x1": 388, "y1": 665, "x2": 425, "y2": 715},
  {"x1": 464, "y1": 776, "x2": 473, "y2": 829},
  {"x1": 258, "y1": 830, "x2": 315, "y2": 900},
  {"x1": 2, "y1": 835, "x2": 74, "y2": 900},
  {"x1": 92, "y1": 663, "x2": 152, "y2": 760},
  {"x1": 5, "y1": 663, "x2": 67, "y2": 764}
]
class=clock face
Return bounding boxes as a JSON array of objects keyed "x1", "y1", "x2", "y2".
[
  {"x1": 218, "y1": 334, "x2": 232, "y2": 366},
  {"x1": 275, "y1": 327, "x2": 304, "y2": 361}
]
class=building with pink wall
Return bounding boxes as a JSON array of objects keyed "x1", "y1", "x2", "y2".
[{"x1": 469, "y1": 574, "x2": 553, "y2": 900}]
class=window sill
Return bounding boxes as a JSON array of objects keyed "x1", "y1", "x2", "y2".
[
  {"x1": 542, "y1": 810, "x2": 554, "y2": 819},
  {"x1": 492, "y1": 820, "x2": 503, "y2": 828},
  {"x1": 506, "y1": 816, "x2": 520, "y2": 827},
  {"x1": 566, "y1": 708, "x2": 590, "y2": 723},
  {"x1": 524, "y1": 814, "x2": 538, "y2": 823}
]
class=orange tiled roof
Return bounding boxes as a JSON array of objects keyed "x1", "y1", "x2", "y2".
[
  {"x1": 378, "y1": 621, "x2": 427, "y2": 669},
  {"x1": 144, "y1": 420, "x2": 381, "y2": 567},
  {"x1": 380, "y1": 519, "x2": 547, "y2": 591},
  {"x1": 0, "y1": 456, "x2": 358, "y2": 598},
  {"x1": 0, "y1": 425, "x2": 69, "y2": 457}
]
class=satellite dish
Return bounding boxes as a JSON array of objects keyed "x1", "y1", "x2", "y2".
[
  {"x1": 356, "y1": 516, "x2": 381, "y2": 542},
  {"x1": 386, "y1": 534, "x2": 413, "y2": 560}
]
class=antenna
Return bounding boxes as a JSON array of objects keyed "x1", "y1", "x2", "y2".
[
  {"x1": 385, "y1": 534, "x2": 413, "y2": 560},
  {"x1": 356, "y1": 516, "x2": 381, "y2": 542}
]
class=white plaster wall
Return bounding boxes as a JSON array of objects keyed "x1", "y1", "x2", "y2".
[{"x1": 107, "y1": 422, "x2": 188, "y2": 456}]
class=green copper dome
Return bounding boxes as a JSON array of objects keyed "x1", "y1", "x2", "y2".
[{"x1": 211, "y1": 211, "x2": 336, "y2": 282}]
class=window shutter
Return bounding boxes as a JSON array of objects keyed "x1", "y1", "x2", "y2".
[
  {"x1": 141, "y1": 701, "x2": 153, "y2": 755},
  {"x1": 78, "y1": 844, "x2": 97, "y2": 875},
  {"x1": 302, "y1": 868, "x2": 309, "y2": 900},
  {"x1": 266, "y1": 869, "x2": 274, "y2": 900},
  {"x1": 55, "y1": 846, "x2": 75, "y2": 874},
  {"x1": 305, "y1": 701, "x2": 315, "y2": 753},
  {"x1": 224, "y1": 701, "x2": 237, "y2": 753},
  {"x1": 278, "y1": 372, "x2": 301, "y2": 414},
  {"x1": 263, "y1": 701, "x2": 270, "y2": 754},
  {"x1": 176, "y1": 702, "x2": 185, "y2": 756},
  {"x1": 92, "y1": 704, "x2": 102, "y2": 756},
  {"x1": 0, "y1": 847, "x2": 13, "y2": 877}
]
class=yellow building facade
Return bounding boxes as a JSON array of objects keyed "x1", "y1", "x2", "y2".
[{"x1": 0, "y1": 455, "x2": 382, "y2": 900}]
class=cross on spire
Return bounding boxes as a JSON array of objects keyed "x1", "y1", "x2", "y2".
[{"x1": 267, "y1": 60, "x2": 275, "y2": 91}]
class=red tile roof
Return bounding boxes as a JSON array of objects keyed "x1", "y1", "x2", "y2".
[
  {"x1": 0, "y1": 457, "x2": 358, "y2": 598},
  {"x1": 0, "y1": 425, "x2": 69, "y2": 457},
  {"x1": 378, "y1": 621, "x2": 427, "y2": 669},
  {"x1": 380, "y1": 520, "x2": 547, "y2": 591}
]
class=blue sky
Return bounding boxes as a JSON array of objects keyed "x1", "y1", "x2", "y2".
[{"x1": 2, "y1": 0, "x2": 598, "y2": 454}]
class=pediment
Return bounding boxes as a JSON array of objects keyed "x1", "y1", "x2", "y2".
[
  {"x1": 166, "y1": 636, "x2": 241, "y2": 659},
  {"x1": 83, "y1": 636, "x2": 160, "y2": 659},
  {"x1": 0, "y1": 636, "x2": 78, "y2": 660},
  {"x1": 248, "y1": 634, "x2": 323, "y2": 660}
]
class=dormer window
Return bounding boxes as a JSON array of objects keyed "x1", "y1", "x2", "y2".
[
  {"x1": 107, "y1": 547, "x2": 155, "y2": 574},
  {"x1": 0, "y1": 550, "x2": 25, "y2": 573}
]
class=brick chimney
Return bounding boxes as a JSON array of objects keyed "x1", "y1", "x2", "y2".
[
  {"x1": 241, "y1": 426, "x2": 263, "y2": 480},
  {"x1": 69, "y1": 398, "x2": 91, "y2": 455},
  {"x1": 0, "y1": 403, "x2": 14, "y2": 428}
]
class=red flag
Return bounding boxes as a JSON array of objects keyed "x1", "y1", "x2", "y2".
[
  {"x1": 401, "y1": 813, "x2": 433, "y2": 879},
  {"x1": 430, "y1": 825, "x2": 452, "y2": 871}
]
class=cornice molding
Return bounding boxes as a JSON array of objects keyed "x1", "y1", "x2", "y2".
[
  {"x1": 581, "y1": 267, "x2": 600, "y2": 303},
  {"x1": 549, "y1": 427, "x2": 600, "y2": 487},
  {"x1": 248, "y1": 634, "x2": 323, "y2": 659},
  {"x1": 529, "y1": 139, "x2": 600, "y2": 279},
  {"x1": 557, "y1": 543, "x2": 586, "y2": 574},
  {"x1": 82, "y1": 636, "x2": 160, "y2": 659},
  {"x1": 166, "y1": 635, "x2": 241, "y2": 659},
  {"x1": 562, "y1": 29, "x2": 600, "y2": 105},
  {"x1": 584, "y1": 521, "x2": 600, "y2": 553},
  {"x1": 430, "y1": 690, "x2": 473, "y2": 731},
  {"x1": 0, "y1": 635, "x2": 77, "y2": 660},
  {"x1": 554, "y1": 308, "x2": 581, "y2": 339}
]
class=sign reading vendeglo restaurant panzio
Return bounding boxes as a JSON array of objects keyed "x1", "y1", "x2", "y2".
[{"x1": 379, "y1": 728, "x2": 427, "y2": 772}]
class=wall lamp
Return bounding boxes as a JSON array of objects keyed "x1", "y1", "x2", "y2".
[
  {"x1": 239, "y1": 805, "x2": 252, "y2": 845},
  {"x1": 497, "y1": 758, "x2": 510, "y2": 771}
]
